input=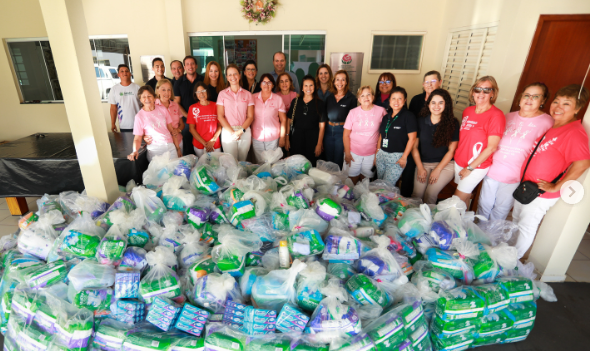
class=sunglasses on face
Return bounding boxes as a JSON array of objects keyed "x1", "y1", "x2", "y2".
[
  {"x1": 523, "y1": 94, "x2": 543, "y2": 101},
  {"x1": 379, "y1": 80, "x2": 392, "y2": 85},
  {"x1": 474, "y1": 87, "x2": 494, "y2": 94}
]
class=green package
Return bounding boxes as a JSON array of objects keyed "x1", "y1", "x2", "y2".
[
  {"x1": 412, "y1": 331, "x2": 433, "y2": 351},
  {"x1": 472, "y1": 333, "x2": 505, "y2": 347},
  {"x1": 139, "y1": 273, "x2": 181, "y2": 304},
  {"x1": 205, "y1": 327, "x2": 248, "y2": 351},
  {"x1": 365, "y1": 308, "x2": 405, "y2": 348},
  {"x1": 71, "y1": 287, "x2": 113, "y2": 311},
  {"x1": 287, "y1": 230, "x2": 325, "y2": 258},
  {"x1": 200, "y1": 223, "x2": 218, "y2": 245},
  {"x1": 472, "y1": 283, "x2": 510, "y2": 314},
  {"x1": 346, "y1": 274, "x2": 390, "y2": 308},
  {"x1": 216, "y1": 250, "x2": 246, "y2": 277},
  {"x1": 128, "y1": 229, "x2": 150, "y2": 247},
  {"x1": 272, "y1": 212, "x2": 290, "y2": 231},
  {"x1": 170, "y1": 335, "x2": 205, "y2": 351},
  {"x1": 497, "y1": 277, "x2": 534, "y2": 304},
  {"x1": 399, "y1": 303, "x2": 425, "y2": 329},
  {"x1": 477, "y1": 310, "x2": 513, "y2": 336},
  {"x1": 504, "y1": 302, "x2": 536, "y2": 329},
  {"x1": 246, "y1": 252, "x2": 263, "y2": 267},
  {"x1": 229, "y1": 201, "x2": 256, "y2": 227},
  {"x1": 123, "y1": 331, "x2": 173, "y2": 351},
  {"x1": 292, "y1": 339, "x2": 329, "y2": 351},
  {"x1": 431, "y1": 316, "x2": 479, "y2": 336},
  {"x1": 286, "y1": 191, "x2": 309, "y2": 209},
  {"x1": 472, "y1": 248, "x2": 496, "y2": 280},
  {"x1": 188, "y1": 256, "x2": 217, "y2": 284},
  {"x1": 431, "y1": 331, "x2": 474, "y2": 351},
  {"x1": 61, "y1": 229, "x2": 101, "y2": 258},
  {"x1": 246, "y1": 337, "x2": 291, "y2": 351},
  {"x1": 21, "y1": 260, "x2": 67, "y2": 289},
  {"x1": 504, "y1": 325, "x2": 533, "y2": 343},
  {"x1": 18, "y1": 319, "x2": 54, "y2": 350},
  {"x1": 435, "y1": 287, "x2": 485, "y2": 321}
]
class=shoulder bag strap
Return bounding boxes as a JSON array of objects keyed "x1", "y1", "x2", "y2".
[
  {"x1": 519, "y1": 132, "x2": 547, "y2": 183},
  {"x1": 290, "y1": 97, "x2": 298, "y2": 133}
]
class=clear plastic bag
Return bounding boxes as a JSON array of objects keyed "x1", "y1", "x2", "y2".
[
  {"x1": 271, "y1": 154, "x2": 312, "y2": 180},
  {"x1": 142, "y1": 151, "x2": 172, "y2": 187},
  {"x1": 251, "y1": 259, "x2": 307, "y2": 312},
  {"x1": 398, "y1": 204, "x2": 432, "y2": 238},
  {"x1": 95, "y1": 195, "x2": 137, "y2": 230},
  {"x1": 54, "y1": 299, "x2": 95, "y2": 349},
  {"x1": 92, "y1": 318, "x2": 134, "y2": 350},
  {"x1": 50, "y1": 212, "x2": 106, "y2": 261},
  {"x1": 425, "y1": 238, "x2": 479, "y2": 285},
  {"x1": 67, "y1": 258, "x2": 115, "y2": 291},
  {"x1": 211, "y1": 228, "x2": 262, "y2": 277},
  {"x1": 37, "y1": 194, "x2": 63, "y2": 216},
  {"x1": 290, "y1": 209, "x2": 329, "y2": 233},
  {"x1": 243, "y1": 190, "x2": 271, "y2": 216},
  {"x1": 287, "y1": 229, "x2": 325, "y2": 258},
  {"x1": 96, "y1": 224, "x2": 128, "y2": 265},
  {"x1": 473, "y1": 243, "x2": 518, "y2": 283},
  {"x1": 119, "y1": 246, "x2": 148, "y2": 272},
  {"x1": 192, "y1": 272, "x2": 242, "y2": 313},
  {"x1": 253, "y1": 148, "x2": 283, "y2": 175},
  {"x1": 59, "y1": 191, "x2": 109, "y2": 221},
  {"x1": 168, "y1": 154, "x2": 198, "y2": 180},
  {"x1": 411, "y1": 260, "x2": 456, "y2": 294},
  {"x1": 295, "y1": 261, "x2": 327, "y2": 313},
  {"x1": 158, "y1": 224, "x2": 185, "y2": 254},
  {"x1": 241, "y1": 212, "x2": 284, "y2": 243},
  {"x1": 139, "y1": 246, "x2": 182, "y2": 304},
  {"x1": 345, "y1": 273, "x2": 392, "y2": 309},
  {"x1": 308, "y1": 160, "x2": 345, "y2": 186},
  {"x1": 162, "y1": 175, "x2": 196, "y2": 211},
  {"x1": 17, "y1": 210, "x2": 63, "y2": 260},
  {"x1": 240, "y1": 266, "x2": 269, "y2": 303},
  {"x1": 131, "y1": 186, "x2": 167, "y2": 223},
  {"x1": 355, "y1": 235, "x2": 407, "y2": 284},
  {"x1": 477, "y1": 219, "x2": 520, "y2": 247},
  {"x1": 433, "y1": 195, "x2": 467, "y2": 219},
  {"x1": 178, "y1": 229, "x2": 209, "y2": 268},
  {"x1": 305, "y1": 279, "x2": 361, "y2": 344}
]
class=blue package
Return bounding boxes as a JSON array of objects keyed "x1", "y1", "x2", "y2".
[
  {"x1": 276, "y1": 303, "x2": 309, "y2": 333},
  {"x1": 119, "y1": 246, "x2": 148, "y2": 272},
  {"x1": 115, "y1": 272, "x2": 140, "y2": 299},
  {"x1": 429, "y1": 221, "x2": 459, "y2": 250}
]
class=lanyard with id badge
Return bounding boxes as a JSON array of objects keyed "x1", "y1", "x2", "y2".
[{"x1": 382, "y1": 114, "x2": 399, "y2": 148}]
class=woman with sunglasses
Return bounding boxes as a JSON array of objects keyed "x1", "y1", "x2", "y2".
[
  {"x1": 187, "y1": 81, "x2": 221, "y2": 157},
  {"x1": 324, "y1": 70, "x2": 357, "y2": 168},
  {"x1": 251, "y1": 74, "x2": 287, "y2": 163},
  {"x1": 288, "y1": 75, "x2": 327, "y2": 167},
  {"x1": 373, "y1": 73, "x2": 396, "y2": 111},
  {"x1": 512, "y1": 85, "x2": 590, "y2": 258},
  {"x1": 477, "y1": 83, "x2": 553, "y2": 220},
  {"x1": 453, "y1": 76, "x2": 506, "y2": 208}
]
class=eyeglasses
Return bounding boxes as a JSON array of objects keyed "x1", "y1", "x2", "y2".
[
  {"x1": 473, "y1": 87, "x2": 494, "y2": 94},
  {"x1": 424, "y1": 80, "x2": 439, "y2": 85},
  {"x1": 245, "y1": 68, "x2": 257, "y2": 72},
  {"x1": 260, "y1": 81, "x2": 273, "y2": 86},
  {"x1": 523, "y1": 94, "x2": 543, "y2": 101},
  {"x1": 379, "y1": 80, "x2": 392, "y2": 85},
  {"x1": 196, "y1": 90, "x2": 207, "y2": 94}
]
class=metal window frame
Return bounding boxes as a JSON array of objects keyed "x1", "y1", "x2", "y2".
[
  {"x1": 368, "y1": 31, "x2": 427, "y2": 74},
  {"x1": 188, "y1": 30, "x2": 328, "y2": 70}
]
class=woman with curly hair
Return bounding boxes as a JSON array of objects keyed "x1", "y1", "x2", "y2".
[{"x1": 411, "y1": 89, "x2": 460, "y2": 204}]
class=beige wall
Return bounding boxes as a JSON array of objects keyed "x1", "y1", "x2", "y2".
[{"x1": 1, "y1": 0, "x2": 589, "y2": 142}]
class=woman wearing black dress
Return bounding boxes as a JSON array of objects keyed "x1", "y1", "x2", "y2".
[{"x1": 287, "y1": 75, "x2": 327, "y2": 167}]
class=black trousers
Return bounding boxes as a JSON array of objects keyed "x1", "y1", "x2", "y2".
[
  {"x1": 290, "y1": 129, "x2": 319, "y2": 167},
  {"x1": 181, "y1": 117, "x2": 194, "y2": 155},
  {"x1": 400, "y1": 155, "x2": 416, "y2": 197}
]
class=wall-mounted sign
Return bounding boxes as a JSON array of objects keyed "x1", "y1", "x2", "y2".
[{"x1": 330, "y1": 52, "x2": 364, "y2": 94}]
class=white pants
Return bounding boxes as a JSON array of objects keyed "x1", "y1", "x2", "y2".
[
  {"x1": 194, "y1": 147, "x2": 222, "y2": 158},
  {"x1": 221, "y1": 127, "x2": 252, "y2": 162},
  {"x1": 477, "y1": 176, "x2": 520, "y2": 221},
  {"x1": 252, "y1": 138, "x2": 279, "y2": 164},
  {"x1": 344, "y1": 152, "x2": 375, "y2": 178},
  {"x1": 512, "y1": 197, "x2": 559, "y2": 259},
  {"x1": 454, "y1": 163, "x2": 489, "y2": 193},
  {"x1": 147, "y1": 143, "x2": 178, "y2": 162}
]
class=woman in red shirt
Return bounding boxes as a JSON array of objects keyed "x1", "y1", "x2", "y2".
[
  {"x1": 512, "y1": 85, "x2": 590, "y2": 258},
  {"x1": 186, "y1": 81, "x2": 222, "y2": 158},
  {"x1": 453, "y1": 76, "x2": 506, "y2": 208}
]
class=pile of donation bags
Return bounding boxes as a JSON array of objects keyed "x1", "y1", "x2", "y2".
[{"x1": 0, "y1": 149, "x2": 558, "y2": 351}]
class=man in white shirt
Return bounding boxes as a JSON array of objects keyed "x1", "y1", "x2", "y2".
[
  {"x1": 269, "y1": 52, "x2": 300, "y2": 93},
  {"x1": 109, "y1": 64, "x2": 140, "y2": 132}
]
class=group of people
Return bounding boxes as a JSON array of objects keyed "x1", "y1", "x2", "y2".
[{"x1": 108, "y1": 51, "x2": 590, "y2": 259}]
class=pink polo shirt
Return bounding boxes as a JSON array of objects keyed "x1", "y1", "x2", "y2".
[
  {"x1": 132, "y1": 105, "x2": 173, "y2": 145},
  {"x1": 216, "y1": 87, "x2": 255, "y2": 126},
  {"x1": 251, "y1": 92, "x2": 286, "y2": 142},
  {"x1": 279, "y1": 91, "x2": 298, "y2": 111},
  {"x1": 155, "y1": 99, "x2": 182, "y2": 143}
]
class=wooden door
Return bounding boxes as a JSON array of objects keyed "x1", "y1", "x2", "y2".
[{"x1": 511, "y1": 15, "x2": 590, "y2": 118}]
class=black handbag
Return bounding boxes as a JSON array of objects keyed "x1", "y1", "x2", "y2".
[{"x1": 513, "y1": 133, "x2": 565, "y2": 204}]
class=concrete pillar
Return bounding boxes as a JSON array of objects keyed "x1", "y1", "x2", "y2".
[
  {"x1": 165, "y1": 0, "x2": 188, "y2": 60},
  {"x1": 38, "y1": 0, "x2": 119, "y2": 204},
  {"x1": 528, "y1": 107, "x2": 590, "y2": 282}
]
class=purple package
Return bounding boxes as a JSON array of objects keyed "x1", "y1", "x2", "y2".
[{"x1": 186, "y1": 207, "x2": 211, "y2": 229}]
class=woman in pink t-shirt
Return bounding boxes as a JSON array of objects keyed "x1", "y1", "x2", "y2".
[
  {"x1": 276, "y1": 72, "x2": 298, "y2": 111},
  {"x1": 453, "y1": 76, "x2": 506, "y2": 208},
  {"x1": 477, "y1": 83, "x2": 553, "y2": 221},
  {"x1": 252, "y1": 73, "x2": 287, "y2": 164},
  {"x1": 512, "y1": 85, "x2": 590, "y2": 258},
  {"x1": 128, "y1": 86, "x2": 181, "y2": 162},
  {"x1": 343, "y1": 85, "x2": 387, "y2": 184},
  {"x1": 217, "y1": 64, "x2": 255, "y2": 161}
]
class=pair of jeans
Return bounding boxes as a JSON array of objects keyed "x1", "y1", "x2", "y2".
[{"x1": 323, "y1": 124, "x2": 344, "y2": 169}]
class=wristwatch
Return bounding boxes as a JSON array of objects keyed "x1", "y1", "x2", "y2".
[
  {"x1": 242, "y1": 128, "x2": 246, "y2": 133},
  {"x1": 467, "y1": 165, "x2": 475, "y2": 171}
]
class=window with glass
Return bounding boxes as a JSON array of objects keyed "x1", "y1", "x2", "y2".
[
  {"x1": 7, "y1": 37, "x2": 132, "y2": 102},
  {"x1": 370, "y1": 34, "x2": 424, "y2": 71}
]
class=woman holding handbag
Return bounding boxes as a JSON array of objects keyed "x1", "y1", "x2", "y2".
[
  {"x1": 477, "y1": 82, "x2": 553, "y2": 220},
  {"x1": 287, "y1": 75, "x2": 327, "y2": 167},
  {"x1": 512, "y1": 84, "x2": 590, "y2": 258}
]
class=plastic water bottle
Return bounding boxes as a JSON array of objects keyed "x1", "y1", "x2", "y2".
[{"x1": 279, "y1": 240, "x2": 290, "y2": 269}]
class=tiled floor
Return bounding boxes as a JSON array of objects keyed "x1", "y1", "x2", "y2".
[{"x1": 1, "y1": 197, "x2": 589, "y2": 282}]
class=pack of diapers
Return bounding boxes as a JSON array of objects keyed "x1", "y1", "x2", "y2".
[
  {"x1": 496, "y1": 277, "x2": 535, "y2": 304},
  {"x1": 20, "y1": 260, "x2": 67, "y2": 290},
  {"x1": 139, "y1": 246, "x2": 182, "y2": 304},
  {"x1": 68, "y1": 284, "x2": 113, "y2": 311},
  {"x1": 190, "y1": 165, "x2": 221, "y2": 195},
  {"x1": 119, "y1": 246, "x2": 149, "y2": 272},
  {"x1": 97, "y1": 225, "x2": 129, "y2": 266},
  {"x1": 315, "y1": 197, "x2": 342, "y2": 221},
  {"x1": 92, "y1": 318, "x2": 133, "y2": 351},
  {"x1": 287, "y1": 230, "x2": 325, "y2": 258},
  {"x1": 345, "y1": 274, "x2": 391, "y2": 309},
  {"x1": 211, "y1": 228, "x2": 262, "y2": 277},
  {"x1": 204, "y1": 324, "x2": 249, "y2": 351},
  {"x1": 57, "y1": 212, "x2": 106, "y2": 259},
  {"x1": 472, "y1": 283, "x2": 511, "y2": 315},
  {"x1": 322, "y1": 234, "x2": 361, "y2": 261},
  {"x1": 123, "y1": 329, "x2": 174, "y2": 351},
  {"x1": 54, "y1": 301, "x2": 94, "y2": 349},
  {"x1": 17, "y1": 210, "x2": 64, "y2": 260},
  {"x1": 435, "y1": 286, "x2": 485, "y2": 321}
]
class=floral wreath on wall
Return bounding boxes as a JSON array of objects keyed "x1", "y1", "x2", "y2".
[{"x1": 241, "y1": 0, "x2": 279, "y2": 25}]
